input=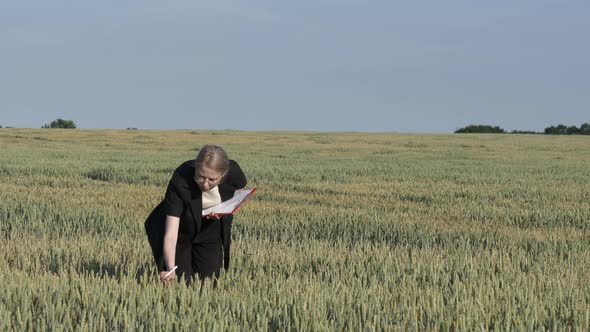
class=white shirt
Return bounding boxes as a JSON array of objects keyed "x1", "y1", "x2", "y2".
[{"x1": 202, "y1": 186, "x2": 222, "y2": 209}]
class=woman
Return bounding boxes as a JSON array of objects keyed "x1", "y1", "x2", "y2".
[{"x1": 145, "y1": 145, "x2": 247, "y2": 286}]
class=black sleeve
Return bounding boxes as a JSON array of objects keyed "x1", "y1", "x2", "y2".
[
  {"x1": 226, "y1": 160, "x2": 247, "y2": 189},
  {"x1": 163, "y1": 180, "x2": 184, "y2": 217}
]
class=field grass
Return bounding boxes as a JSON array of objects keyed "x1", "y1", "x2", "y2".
[{"x1": 0, "y1": 128, "x2": 589, "y2": 330}]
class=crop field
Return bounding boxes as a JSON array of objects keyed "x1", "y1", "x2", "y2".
[{"x1": 0, "y1": 129, "x2": 589, "y2": 330}]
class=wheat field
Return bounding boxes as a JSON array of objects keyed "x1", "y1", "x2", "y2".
[{"x1": 0, "y1": 128, "x2": 589, "y2": 330}]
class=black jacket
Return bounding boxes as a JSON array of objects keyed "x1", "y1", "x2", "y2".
[{"x1": 145, "y1": 159, "x2": 247, "y2": 271}]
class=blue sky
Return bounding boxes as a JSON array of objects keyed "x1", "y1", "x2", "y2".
[{"x1": 1, "y1": 0, "x2": 588, "y2": 132}]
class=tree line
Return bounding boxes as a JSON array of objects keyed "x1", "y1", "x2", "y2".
[
  {"x1": 2, "y1": 119, "x2": 589, "y2": 134},
  {"x1": 1, "y1": 119, "x2": 141, "y2": 129},
  {"x1": 1, "y1": 119, "x2": 77, "y2": 129},
  {"x1": 455, "y1": 123, "x2": 590, "y2": 135}
]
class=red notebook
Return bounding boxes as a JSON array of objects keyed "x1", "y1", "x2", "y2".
[{"x1": 201, "y1": 188, "x2": 257, "y2": 216}]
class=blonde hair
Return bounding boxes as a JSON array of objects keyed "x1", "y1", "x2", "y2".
[{"x1": 195, "y1": 145, "x2": 229, "y2": 174}]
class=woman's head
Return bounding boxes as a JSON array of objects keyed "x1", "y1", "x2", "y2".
[{"x1": 194, "y1": 145, "x2": 229, "y2": 191}]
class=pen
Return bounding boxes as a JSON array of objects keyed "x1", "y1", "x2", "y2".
[{"x1": 164, "y1": 266, "x2": 178, "y2": 279}]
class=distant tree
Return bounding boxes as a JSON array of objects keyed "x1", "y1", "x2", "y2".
[
  {"x1": 543, "y1": 123, "x2": 590, "y2": 135},
  {"x1": 455, "y1": 125, "x2": 506, "y2": 134},
  {"x1": 510, "y1": 130, "x2": 539, "y2": 134},
  {"x1": 0, "y1": 125, "x2": 2, "y2": 128},
  {"x1": 543, "y1": 126, "x2": 554, "y2": 135},
  {"x1": 566, "y1": 126, "x2": 581, "y2": 135},
  {"x1": 544, "y1": 124, "x2": 568, "y2": 135},
  {"x1": 42, "y1": 118, "x2": 77, "y2": 129}
]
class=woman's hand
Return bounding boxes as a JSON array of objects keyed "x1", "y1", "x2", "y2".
[
  {"x1": 205, "y1": 212, "x2": 221, "y2": 220},
  {"x1": 159, "y1": 270, "x2": 176, "y2": 288}
]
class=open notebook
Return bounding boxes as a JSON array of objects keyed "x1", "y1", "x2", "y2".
[{"x1": 201, "y1": 188, "x2": 256, "y2": 216}]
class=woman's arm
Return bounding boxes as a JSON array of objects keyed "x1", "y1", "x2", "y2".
[
  {"x1": 162, "y1": 177, "x2": 182, "y2": 271},
  {"x1": 160, "y1": 215, "x2": 180, "y2": 286}
]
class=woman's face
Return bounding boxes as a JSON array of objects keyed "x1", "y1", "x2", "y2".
[{"x1": 194, "y1": 166, "x2": 224, "y2": 192}]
